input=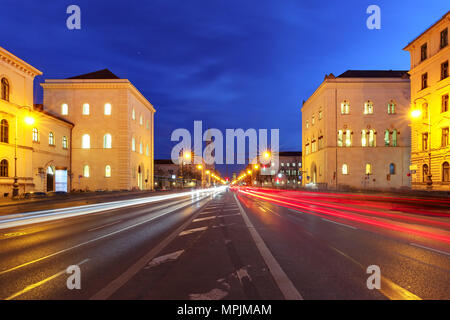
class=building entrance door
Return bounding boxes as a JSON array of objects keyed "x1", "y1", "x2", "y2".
[{"x1": 46, "y1": 166, "x2": 54, "y2": 192}]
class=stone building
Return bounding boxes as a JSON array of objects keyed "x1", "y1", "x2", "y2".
[
  {"x1": 302, "y1": 70, "x2": 411, "y2": 190},
  {"x1": 41, "y1": 69, "x2": 155, "y2": 191},
  {"x1": 405, "y1": 11, "x2": 450, "y2": 190}
]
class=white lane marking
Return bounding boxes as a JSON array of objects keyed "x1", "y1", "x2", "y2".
[
  {"x1": 88, "y1": 220, "x2": 122, "y2": 232},
  {"x1": 193, "y1": 216, "x2": 216, "y2": 222},
  {"x1": 289, "y1": 208, "x2": 307, "y2": 215},
  {"x1": 219, "y1": 213, "x2": 241, "y2": 217},
  {"x1": 90, "y1": 201, "x2": 209, "y2": 300},
  {"x1": 409, "y1": 243, "x2": 450, "y2": 256},
  {"x1": 4, "y1": 259, "x2": 89, "y2": 300},
  {"x1": 0, "y1": 198, "x2": 207, "y2": 276},
  {"x1": 189, "y1": 288, "x2": 228, "y2": 300},
  {"x1": 259, "y1": 207, "x2": 267, "y2": 212},
  {"x1": 321, "y1": 218, "x2": 357, "y2": 230},
  {"x1": 144, "y1": 250, "x2": 184, "y2": 269},
  {"x1": 234, "y1": 194, "x2": 303, "y2": 300},
  {"x1": 179, "y1": 227, "x2": 208, "y2": 236}
]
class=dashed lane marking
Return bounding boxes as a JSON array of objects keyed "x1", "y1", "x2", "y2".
[
  {"x1": 88, "y1": 220, "x2": 123, "y2": 232},
  {"x1": 193, "y1": 216, "x2": 216, "y2": 222},
  {"x1": 144, "y1": 250, "x2": 184, "y2": 269},
  {"x1": 409, "y1": 243, "x2": 450, "y2": 256},
  {"x1": 321, "y1": 218, "x2": 357, "y2": 230},
  {"x1": 179, "y1": 227, "x2": 208, "y2": 236}
]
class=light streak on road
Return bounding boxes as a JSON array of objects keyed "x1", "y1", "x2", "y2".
[{"x1": 0, "y1": 186, "x2": 227, "y2": 230}]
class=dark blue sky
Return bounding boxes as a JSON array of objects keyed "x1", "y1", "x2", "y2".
[{"x1": 1, "y1": 1, "x2": 448, "y2": 176}]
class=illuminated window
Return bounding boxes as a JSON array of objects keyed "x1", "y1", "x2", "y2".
[
  {"x1": 132, "y1": 108, "x2": 135, "y2": 120},
  {"x1": 306, "y1": 121, "x2": 309, "y2": 129},
  {"x1": 345, "y1": 129, "x2": 352, "y2": 147},
  {"x1": 82, "y1": 103, "x2": 90, "y2": 115},
  {"x1": 103, "y1": 133, "x2": 112, "y2": 149},
  {"x1": 365, "y1": 163, "x2": 372, "y2": 175},
  {"x1": 342, "y1": 164, "x2": 349, "y2": 175},
  {"x1": 311, "y1": 115, "x2": 315, "y2": 126},
  {"x1": 368, "y1": 130, "x2": 375, "y2": 147},
  {"x1": 423, "y1": 164, "x2": 429, "y2": 182},
  {"x1": 139, "y1": 141, "x2": 143, "y2": 154},
  {"x1": 442, "y1": 94, "x2": 449, "y2": 113},
  {"x1": 443, "y1": 162, "x2": 450, "y2": 182},
  {"x1": 1, "y1": 119, "x2": 8, "y2": 143},
  {"x1": 318, "y1": 110, "x2": 323, "y2": 120},
  {"x1": 337, "y1": 130, "x2": 343, "y2": 147},
  {"x1": 1, "y1": 78, "x2": 10, "y2": 101},
  {"x1": 131, "y1": 137, "x2": 136, "y2": 151},
  {"x1": 361, "y1": 130, "x2": 367, "y2": 147},
  {"x1": 146, "y1": 144, "x2": 149, "y2": 156},
  {"x1": 364, "y1": 101, "x2": 374, "y2": 114},
  {"x1": 105, "y1": 165, "x2": 111, "y2": 178},
  {"x1": 83, "y1": 165, "x2": 90, "y2": 178},
  {"x1": 0, "y1": 159, "x2": 8, "y2": 177},
  {"x1": 82, "y1": 134, "x2": 90, "y2": 149},
  {"x1": 32, "y1": 128, "x2": 39, "y2": 142},
  {"x1": 62, "y1": 136, "x2": 68, "y2": 149},
  {"x1": 49, "y1": 132, "x2": 55, "y2": 145},
  {"x1": 341, "y1": 100, "x2": 350, "y2": 114},
  {"x1": 384, "y1": 130, "x2": 390, "y2": 146},
  {"x1": 61, "y1": 103, "x2": 68, "y2": 115},
  {"x1": 387, "y1": 100, "x2": 396, "y2": 114},
  {"x1": 392, "y1": 129, "x2": 398, "y2": 147},
  {"x1": 140, "y1": 115, "x2": 143, "y2": 126},
  {"x1": 104, "y1": 103, "x2": 112, "y2": 115}
]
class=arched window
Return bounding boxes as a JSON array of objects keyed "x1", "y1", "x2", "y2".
[
  {"x1": 49, "y1": 132, "x2": 55, "y2": 145},
  {"x1": 82, "y1": 103, "x2": 90, "y2": 115},
  {"x1": 443, "y1": 162, "x2": 450, "y2": 182},
  {"x1": 82, "y1": 134, "x2": 90, "y2": 149},
  {"x1": 131, "y1": 137, "x2": 136, "y2": 151},
  {"x1": 139, "y1": 115, "x2": 143, "y2": 126},
  {"x1": 105, "y1": 165, "x2": 111, "y2": 177},
  {"x1": 337, "y1": 130, "x2": 343, "y2": 147},
  {"x1": 361, "y1": 129, "x2": 367, "y2": 147},
  {"x1": 368, "y1": 130, "x2": 375, "y2": 147},
  {"x1": 62, "y1": 136, "x2": 68, "y2": 149},
  {"x1": 342, "y1": 164, "x2": 349, "y2": 175},
  {"x1": 1, "y1": 119, "x2": 8, "y2": 143},
  {"x1": 389, "y1": 163, "x2": 396, "y2": 175},
  {"x1": 1, "y1": 78, "x2": 10, "y2": 101},
  {"x1": 388, "y1": 100, "x2": 396, "y2": 114},
  {"x1": 423, "y1": 164, "x2": 429, "y2": 182},
  {"x1": 139, "y1": 140, "x2": 143, "y2": 154},
  {"x1": 341, "y1": 100, "x2": 350, "y2": 114},
  {"x1": 132, "y1": 108, "x2": 136, "y2": 120},
  {"x1": 32, "y1": 128, "x2": 39, "y2": 142},
  {"x1": 364, "y1": 101, "x2": 374, "y2": 114},
  {"x1": 146, "y1": 144, "x2": 149, "y2": 156},
  {"x1": 345, "y1": 129, "x2": 352, "y2": 147},
  {"x1": 61, "y1": 103, "x2": 68, "y2": 115},
  {"x1": 83, "y1": 165, "x2": 90, "y2": 178},
  {"x1": 104, "y1": 103, "x2": 112, "y2": 115},
  {"x1": 392, "y1": 129, "x2": 398, "y2": 147},
  {"x1": 103, "y1": 134, "x2": 112, "y2": 149},
  {"x1": 384, "y1": 130, "x2": 390, "y2": 146},
  {"x1": 0, "y1": 159, "x2": 8, "y2": 177}
]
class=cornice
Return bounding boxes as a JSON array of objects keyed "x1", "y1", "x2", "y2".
[{"x1": 0, "y1": 46, "x2": 42, "y2": 77}]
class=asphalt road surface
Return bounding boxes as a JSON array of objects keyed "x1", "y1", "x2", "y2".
[{"x1": 0, "y1": 186, "x2": 449, "y2": 300}]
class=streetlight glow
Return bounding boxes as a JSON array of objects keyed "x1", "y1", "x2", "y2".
[
  {"x1": 24, "y1": 116, "x2": 35, "y2": 125},
  {"x1": 411, "y1": 109, "x2": 422, "y2": 119}
]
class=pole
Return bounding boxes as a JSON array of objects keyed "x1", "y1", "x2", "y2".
[{"x1": 12, "y1": 116, "x2": 19, "y2": 198}]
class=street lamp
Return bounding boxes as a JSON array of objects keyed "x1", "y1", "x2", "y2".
[
  {"x1": 411, "y1": 98, "x2": 432, "y2": 188},
  {"x1": 13, "y1": 112, "x2": 35, "y2": 198}
]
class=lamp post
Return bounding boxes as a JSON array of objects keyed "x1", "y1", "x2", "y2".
[
  {"x1": 13, "y1": 112, "x2": 35, "y2": 198},
  {"x1": 411, "y1": 98, "x2": 432, "y2": 189}
]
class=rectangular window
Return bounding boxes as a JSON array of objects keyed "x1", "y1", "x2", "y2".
[
  {"x1": 337, "y1": 130, "x2": 343, "y2": 147},
  {"x1": 422, "y1": 133, "x2": 429, "y2": 151},
  {"x1": 442, "y1": 127, "x2": 449, "y2": 147},
  {"x1": 441, "y1": 28, "x2": 448, "y2": 49},
  {"x1": 421, "y1": 73, "x2": 428, "y2": 90},
  {"x1": 345, "y1": 130, "x2": 352, "y2": 147},
  {"x1": 421, "y1": 43, "x2": 427, "y2": 61},
  {"x1": 365, "y1": 164, "x2": 372, "y2": 175},
  {"x1": 318, "y1": 136, "x2": 324, "y2": 150},
  {"x1": 442, "y1": 94, "x2": 449, "y2": 113},
  {"x1": 442, "y1": 61, "x2": 449, "y2": 80},
  {"x1": 82, "y1": 103, "x2": 90, "y2": 115}
]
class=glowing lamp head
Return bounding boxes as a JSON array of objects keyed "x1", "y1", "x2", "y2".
[
  {"x1": 24, "y1": 116, "x2": 35, "y2": 125},
  {"x1": 197, "y1": 164, "x2": 203, "y2": 170},
  {"x1": 247, "y1": 170, "x2": 252, "y2": 175},
  {"x1": 206, "y1": 170, "x2": 210, "y2": 175},
  {"x1": 253, "y1": 164, "x2": 259, "y2": 170},
  {"x1": 411, "y1": 109, "x2": 422, "y2": 119},
  {"x1": 184, "y1": 152, "x2": 191, "y2": 160},
  {"x1": 263, "y1": 151, "x2": 271, "y2": 159}
]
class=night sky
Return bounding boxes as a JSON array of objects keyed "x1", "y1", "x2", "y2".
[{"x1": 1, "y1": 1, "x2": 448, "y2": 176}]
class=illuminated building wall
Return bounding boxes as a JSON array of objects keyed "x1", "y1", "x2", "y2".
[
  {"x1": 405, "y1": 11, "x2": 450, "y2": 190},
  {"x1": 302, "y1": 71, "x2": 411, "y2": 190}
]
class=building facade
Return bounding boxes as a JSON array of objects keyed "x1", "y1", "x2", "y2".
[
  {"x1": 0, "y1": 46, "x2": 72, "y2": 196},
  {"x1": 302, "y1": 70, "x2": 411, "y2": 190},
  {"x1": 42, "y1": 69, "x2": 155, "y2": 191},
  {"x1": 405, "y1": 11, "x2": 450, "y2": 190}
]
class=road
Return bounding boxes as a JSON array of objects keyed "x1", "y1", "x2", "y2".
[{"x1": 0, "y1": 186, "x2": 449, "y2": 300}]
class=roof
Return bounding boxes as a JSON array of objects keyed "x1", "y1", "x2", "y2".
[
  {"x1": 279, "y1": 151, "x2": 302, "y2": 157},
  {"x1": 155, "y1": 159, "x2": 177, "y2": 165},
  {"x1": 337, "y1": 70, "x2": 409, "y2": 79},
  {"x1": 33, "y1": 105, "x2": 74, "y2": 126},
  {"x1": 0, "y1": 46, "x2": 42, "y2": 77},
  {"x1": 67, "y1": 69, "x2": 120, "y2": 79},
  {"x1": 404, "y1": 11, "x2": 450, "y2": 50}
]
